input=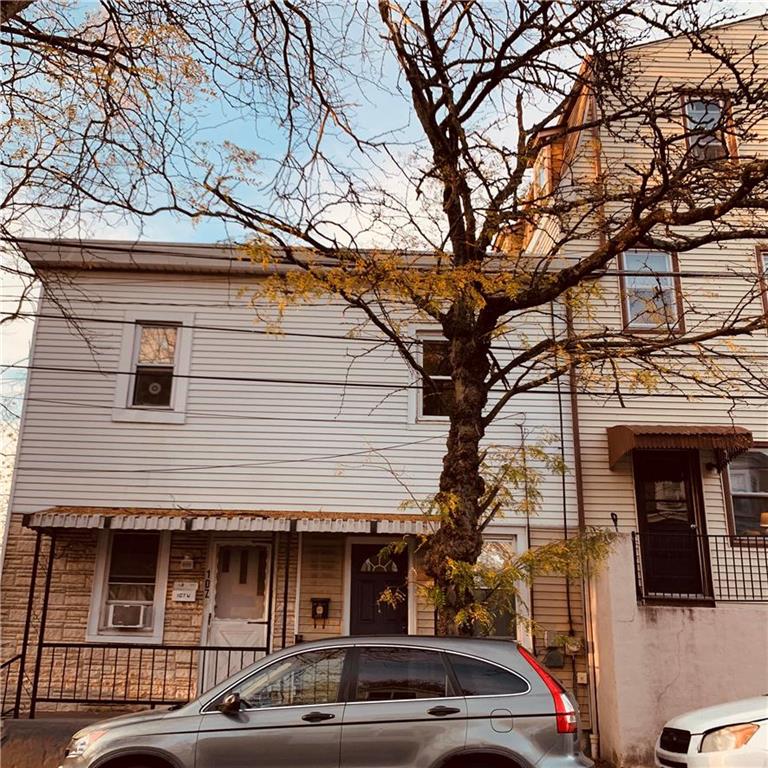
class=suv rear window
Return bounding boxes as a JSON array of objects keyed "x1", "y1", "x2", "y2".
[
  {"x1": 448, "y1": 653, "x2": 528, "y2": 696},
  {"x1": 354, "y1": 647, "x2": 449, "y2": 701}
]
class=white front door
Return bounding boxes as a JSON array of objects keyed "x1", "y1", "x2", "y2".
[{"x1": 204, "y1": 541, "x2": 271, "y2": 689}]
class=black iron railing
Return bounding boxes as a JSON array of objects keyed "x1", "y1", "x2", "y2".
[
  {"x1": 632, "y1": 532, "x2": 768, "y2": 603},
  {"x1": 29, "y1": 642, "x2": 268, "y2": 712},
  {"x1": 1, "y1": 653, "x2": 23, "y2": 717}
]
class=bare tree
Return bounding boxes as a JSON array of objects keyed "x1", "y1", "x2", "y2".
[{"x1": 3, "y1": 2, "x2": 767, "y2": 632}]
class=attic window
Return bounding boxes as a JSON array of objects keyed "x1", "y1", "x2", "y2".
[{"x1": 533, "y1": 146, "x2": 551, "y2": 198}]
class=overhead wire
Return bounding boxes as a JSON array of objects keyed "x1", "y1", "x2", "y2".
[
  {"x1": 2, "y1": 310, "x2": 767, "y2": 359},
  {"x1": 2, "y1": 362, "x2": 765, "y2": 399}
]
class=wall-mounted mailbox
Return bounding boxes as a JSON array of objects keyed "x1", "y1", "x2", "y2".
[{"x1": 310, "y1": 597, "x2": 330, "y2": 628}]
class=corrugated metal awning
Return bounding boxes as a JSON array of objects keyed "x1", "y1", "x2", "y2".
[
  {"x1": 22, "y1": 506, "x2": 429, "y2": 535},
  {"x1": 607, "y1": 424, "x2": 753, "y2": 470}
]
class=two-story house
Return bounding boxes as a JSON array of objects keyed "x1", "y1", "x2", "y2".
[
  {"x1": 513, "y1": 13, "x2": 768, "y2": 766},
  {"x1": 0, "y1": 239, "x2": 591, "y2": 726},
  {"x1": 2, "y1": 15, "x2": 767, "y2": 768}
]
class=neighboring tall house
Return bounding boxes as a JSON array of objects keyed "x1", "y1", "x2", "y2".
[
  {"x1": 517, "y1": 14, "x2": 768, "y2": 767},
  {"x1": 0, "y1": 240, "x2": 590, "y2": 722}
]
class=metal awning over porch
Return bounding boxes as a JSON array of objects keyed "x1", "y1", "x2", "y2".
[
  {"x1": 22, "y1": 506, "x2": 430, "y2": 534},
  {"x1": 607, "y1": 424, "x2": 753, "y2": 470}
]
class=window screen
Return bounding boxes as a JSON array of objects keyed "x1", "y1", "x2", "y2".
[
  {"x1": 448, "y1": 654, "x2": 528, "y2": 696},
  {"x1": 214, "y1": 545, "x2": 268, "y2": 620},
  {"x1": 132, "y1": 324, "x2": 178, "y2": 407},
  {"x1": 354, "y1": 647, "x2": 449, "y2": 701}
]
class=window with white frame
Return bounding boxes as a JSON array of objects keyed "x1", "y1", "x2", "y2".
[
  {"x1": 728, "y1": 448, "x2": 768, "y2": 536},
  {"x1": 132, "y1": 323, "x2": 178, "y2": 407},
  {"x1": 89, "y1": 531, "x2": 169, "y2": 642},
  {"x1": 684, "y1": 96, "x2": 729, "y2": 162},
  {"x1": 419, "y1": 336, "x2": 453, "y2": 418},
  {"x1": 620, "y1": 250, "x2": 681, "y2": 331},
  {"x1": 112, "y1": 312, "x2": 192, "y2": 424}
]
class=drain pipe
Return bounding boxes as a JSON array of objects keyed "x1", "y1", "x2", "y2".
[{"x1": 566, "y1": 301, "x2": 601, "y2": 760}]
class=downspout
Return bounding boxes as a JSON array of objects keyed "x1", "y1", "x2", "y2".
[
  {"x1": 566, "y1": 300, "x2": 601, "y2": 760},
  {"x1": 519, "y1": 424, "x2": 534, "y2": 652},
  {"x1": 550, "y1": 303, "x2": 578, "y2": 706}
]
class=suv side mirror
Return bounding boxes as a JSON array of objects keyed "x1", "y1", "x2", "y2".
[{"x1": 218, "y1": 692, "x2": 242, "y2": 715}]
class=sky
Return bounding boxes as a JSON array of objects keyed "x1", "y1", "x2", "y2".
[{"x1": 1, "y1": 0, "x2": 765, "y2": 419}]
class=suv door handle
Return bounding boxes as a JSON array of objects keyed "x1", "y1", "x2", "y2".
[
  {"x1": 302, "y1": 711, "x2": 336, "y2": 723},
  {"x1": 427, "y1": 705, "x2": 461, "y2": 717}
]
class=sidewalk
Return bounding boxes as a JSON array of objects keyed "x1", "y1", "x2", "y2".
[{"x1": 1, "y1": 713, "x2": 123, "y2": 768}]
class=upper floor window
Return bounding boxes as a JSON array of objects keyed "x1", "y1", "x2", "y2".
[
  {"x1": 759, "y1": 249, "x2": 768, "y2": 317},
  {"x1": 112, "y1": 311, "x2": 193, "y2": 424},
  {"x1": 620, "y1": 250, "x2": 682, "y2": 332},
  {"x1": 684, "y1": 96, "x2": 729, "y2": 162},
  {"x1": 727, "y1": 448, "x2": 768, "y2": 536},
  {"x1": 533, "y1": 146, "x2": 551, "y2": 198},
  {"x1": 420, "y1": 337, "x2": 453, "y2": 418},
  {"x1": 132, "y1": 324, "x2": 178, "y2": 407}
]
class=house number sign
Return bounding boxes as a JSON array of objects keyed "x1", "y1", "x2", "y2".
[{"x1": 172, "y1": 581, "x2": 198, "y2": 602}]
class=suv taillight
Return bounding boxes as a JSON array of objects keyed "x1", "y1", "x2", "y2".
[{"x1": 518, "y1": 645, "x2": 577, "y2": 734}]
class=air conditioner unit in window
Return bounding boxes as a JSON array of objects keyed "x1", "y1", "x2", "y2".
[{"x1": 108, "y1": 603, "x2": 148, "y2": 629}]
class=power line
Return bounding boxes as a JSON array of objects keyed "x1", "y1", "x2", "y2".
[
  {"x1": 2, "y1": 311, "x2": 767, "y2": 359},
  {"x1": 3, "y1": 363, "x2": 766, "y2": 400},
  {"x1": 15, "y1": 433, "x2": 453, "y2": 475},
  {"x1": 8, "y1": 311, "x2": 413, "y2": 345},
  {"x1": 0, "y1": 393, "x2": 534, "y2": 429}
]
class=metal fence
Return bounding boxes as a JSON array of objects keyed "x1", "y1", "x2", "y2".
[
  {"x1": 1, "y1": 654, "x2": 23, "y2": 717},
  {"x1": 27, "y1": 642, "x2": 267, "y2": 713},
  {"x1": 632, "y1": 532, "x2": 768, "y2": 603}
]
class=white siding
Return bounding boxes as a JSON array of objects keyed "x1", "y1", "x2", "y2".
[{"x1": 11, "y1": 270, "x2": 578, "y2": 529}]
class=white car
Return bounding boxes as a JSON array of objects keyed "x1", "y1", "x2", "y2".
[{"x1": 655, "y1": 695, "x2": 768, "y2": 767}]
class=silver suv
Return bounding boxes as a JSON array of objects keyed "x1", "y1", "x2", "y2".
[{"x1": 60, "y1": 636, "x2": 593, "y2": 768}]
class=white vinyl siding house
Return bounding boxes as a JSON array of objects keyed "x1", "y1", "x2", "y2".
[{"x1": 1, "y1": 239, "x2": 590, "y2": 723}]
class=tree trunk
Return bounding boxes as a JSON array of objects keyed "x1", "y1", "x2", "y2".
[{"x1": 422, "y1": 300, "x2": 493, "y2": 635}]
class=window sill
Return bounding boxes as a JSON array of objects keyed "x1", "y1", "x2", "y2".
[
  {"x1": 415, "y1": 414, "x2": 451, "y2": 424},
  {"x1": 111, "y1": 407, "x2": 186, "y2": 425},
  {"x1": 86, "y1": 630, "x2": 164, "y2": 645},
  {"x1": 622, "y1": 326, "x2": 685, "y2": 338}
]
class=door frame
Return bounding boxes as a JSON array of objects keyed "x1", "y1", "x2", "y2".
[
  {"x1": 342, "y1": 536, "x2": 415, "y2": 635},
  {"x1": 632, "y1": 448, "x2": 714, "y2": 599},
  {"x1": 201, "y1": 535, "x2": 274, "y2": 649}
]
